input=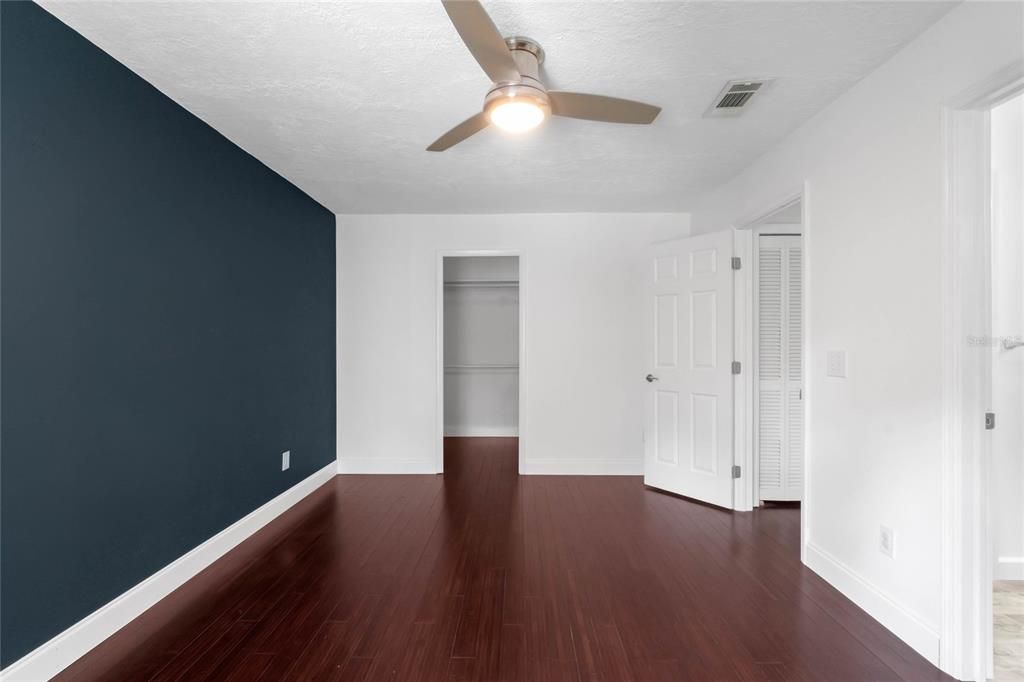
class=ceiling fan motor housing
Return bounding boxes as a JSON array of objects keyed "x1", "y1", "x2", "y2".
[
  {"x1": 484, "y1": 36, "x2": 550, "y2": 120},
  {"x1": 505, "y1": 36, "x2": 545, "y2": 74}
]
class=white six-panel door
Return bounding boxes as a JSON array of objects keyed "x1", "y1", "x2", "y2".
[
  {"x1": 755, "y1": 235, "x2": 803, "y2": 502},
  {"x1": 643, "y1": 230, "x2": 735, "y2": 508}
]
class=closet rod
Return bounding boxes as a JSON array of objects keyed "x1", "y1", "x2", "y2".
[{"x1": 444, "y1": 280, "x2": 518, "y2": 288}]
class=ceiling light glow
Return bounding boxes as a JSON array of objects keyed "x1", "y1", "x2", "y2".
[{"x1": 488, "y1": 98, "x2": 546, "y2": 133}]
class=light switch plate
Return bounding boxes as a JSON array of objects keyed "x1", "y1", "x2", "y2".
[
  {"x1": 281, "y1": 450, "x2": 290, "y2": 471},
  {"x1": 879, "y1": 525, "x2": 895, "y2": 558},
  {"x1": 826, "y1": 350, "x2": 847, "y2": 378}
]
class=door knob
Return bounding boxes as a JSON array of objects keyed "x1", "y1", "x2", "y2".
[{"x1": 646, "y1": 374, "x2": 659, "y2": 383}]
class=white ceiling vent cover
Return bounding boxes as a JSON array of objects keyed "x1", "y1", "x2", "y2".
[{"x1": 705, "y1": 79, "x2": 771, "y2": 118}]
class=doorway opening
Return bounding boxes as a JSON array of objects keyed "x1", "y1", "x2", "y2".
[
  {"x1": 640, "y1": 204, "x2": 807, "y2": 519},
  {"x1": 438, "y1": 254, "x2": 521, "y2": 474},
  {"x1": 745, "y1": 201, "x2": 805, "y2": 508},
  {"x1": 989, "y1": 91, "x2": 1023, "y2": 682},
  {"x1": 941, "y1": 62, "x2": 1023, "y2": 681}
]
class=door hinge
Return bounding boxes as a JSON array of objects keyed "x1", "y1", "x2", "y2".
[
  {"x1": 732, "y1": 465, "x2": 742, "y2": 479},
  {"x1": 731, "y1": 256, "x2": 742, "y2": 270},
  {"x1": 985, "y1": 411, "x2": 996, "y2": 430},
  {"x1": 731, "y1": 361, "x2": 741, "y2": 375}
]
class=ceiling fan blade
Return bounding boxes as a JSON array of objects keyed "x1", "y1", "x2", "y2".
[
  {"x1": 441, "y1": 0, "x2": 520, "y2": 84},
  {"x1": 548, "y1": 91, "x2": 661, "y2": 124},
  {"x1": 427, "y1": 112, "x2": 490, "y2": 151}
]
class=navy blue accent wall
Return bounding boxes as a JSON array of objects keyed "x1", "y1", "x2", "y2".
[{"x1": 0, "y1": 2, "x2": 336, "y2": 666}]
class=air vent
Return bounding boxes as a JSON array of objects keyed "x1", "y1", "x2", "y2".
[
  {"x1": 718, "y1": 91, "x2": 755, "y2": 108},
  {"x1": 705, "y1": 79, "x2": 770, "y2": 118}
]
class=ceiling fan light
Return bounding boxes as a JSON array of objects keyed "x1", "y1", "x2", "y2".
[{"x1": 487, "y1": 97, "x2": 548, "y2": 134}]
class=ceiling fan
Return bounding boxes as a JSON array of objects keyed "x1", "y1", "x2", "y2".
[{"x1": 427, "y1": 0, "x2": 662, "y2": 151}]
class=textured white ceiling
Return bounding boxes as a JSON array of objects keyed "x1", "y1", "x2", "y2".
[{"x1": 40, "y1": 1, "x2": 954, "y2": 214}]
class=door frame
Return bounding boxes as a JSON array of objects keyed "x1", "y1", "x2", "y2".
[
  {"x1": 733, "y1": 187, "x2": 811, "y2": 564},
  {"x1": 435, "y1": 249, "x2": 526, "y2": 474},
  {"x1": 940, "y1": 61, "x2": 1024, "y2": 681}
]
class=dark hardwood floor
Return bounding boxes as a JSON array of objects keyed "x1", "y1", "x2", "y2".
[{"x1": 56, "y1": 438, "x2": 952, "y2": 681}]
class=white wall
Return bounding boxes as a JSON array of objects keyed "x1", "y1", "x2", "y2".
[
  {"x1": 991, "y1": 94, "x2": 1024, "y2": 581},
  {"x1": 444, "y1": 256, "x2": 519, "y2": 437},
  {"x1": 443, "y1": 256, "x2": 518, "y2": 282},
  {"x1": 689, "y1": 0, "x2": 1023, "y2": 667},
  {"x1": 337, "y1": 213, "x2": 689, "y2": 474}
]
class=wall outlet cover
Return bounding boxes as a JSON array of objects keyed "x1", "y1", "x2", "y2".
[{"x1": 281, "y1": 450, "x2": 290, "y2": 471}]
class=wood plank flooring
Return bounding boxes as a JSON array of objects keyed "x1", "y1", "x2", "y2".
[
  {"x1": 994, "y1": 580, "x2": 1024, "y2": 681},
  {"x1": 56, "y1": 438, "x2": 953, "y2": 681}
]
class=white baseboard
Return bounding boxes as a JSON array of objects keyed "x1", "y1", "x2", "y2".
[
  {"x1": 519, "y1": 457, "x2": 642, "y2": 476},
  {"x1": 0, "y1": 463, "x2": 336, "y2": 682},
  {"x1": 336, "y1": 458, "x2": 437, "y2": 474},
  {"x1": 334, "y1": 457, "x2": 641, "y2": 476},
  {"x1": 996, "y1": 556, "x2": 1024, "y2": 581},
  {"x1": 443, "y1": 428, "x2": 519, "y2": 437},
  {"x1": 804, "y1": 542, "x2": 940, "y2": 666}
]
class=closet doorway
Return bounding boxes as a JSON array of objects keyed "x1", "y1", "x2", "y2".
[
  {"x1": 436, "y1": 253, "x2": 523, "y2": 473},
  {"x1": 988, "y1": 91, "x2": 1022, "y2": 682},
  {"x1": 749, "y1": 205, "x2": 804, "y2": 505}
]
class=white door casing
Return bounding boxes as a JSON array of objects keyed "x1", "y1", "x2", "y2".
[
  {"x1": 755, "y1": 235, "x2": 804, "y2": 502},
  {"x1": 643, "y1": 230, "x2": 735, "y2": 508}
]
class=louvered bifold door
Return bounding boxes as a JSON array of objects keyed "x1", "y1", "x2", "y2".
[{"x1": 756, "y1": 236, "x2": 803, "y2": 502}]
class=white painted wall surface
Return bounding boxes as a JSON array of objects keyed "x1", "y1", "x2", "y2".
[
  {"x1": 337, "y1": 213, "x2": 689, "y2": 474},
  {"x1": 444, "y1": 256, "x2": 519, "y2": 283},
  {"x1": 444, "y1": 256, "x2": 519, "y2": 437},
  {"x1": 689, "y1": 0, "x2": 1023, "y2": 666},
  {"x1": 991, "y1": 94, "x2": 1024, "y2": 581}
]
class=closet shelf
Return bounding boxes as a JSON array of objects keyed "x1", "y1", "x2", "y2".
[
  {"x1": 444, "y1": 280, "x2": 518, "y2": 289},
  {"x1": 444, "y1": 363, "x2": 519, "y2": 371}
]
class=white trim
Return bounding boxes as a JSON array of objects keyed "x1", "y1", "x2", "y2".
[
  {"x1": 751, "y1": 229, "x2": 761, "y2": 507},
  {"x1": 337, "y1": 458, "x2": 437, "y2": 474},
  {"x1": 949, "y1": 61, "x2": 1024, "y2": 111},
  {"x1": 443, "y1": 428, "x2": 519, "y2": 437},
  {"x1": 0, "y1": 463, "x2": 336, "y2": 682},
  {"x1": 520, "y1": 458, "x2": 642, "y2": 476},
  {"x1": 336, "y1": 456, "x2": 636, "y2": 476},
  {"x1": 799, "y1": 187, "x2": 812, "y2": 565},
  {"x1": 940, "y1": 61, "x2": 1024, "y2": 682},
  {"x1": 342, "y1": 224, "x2": 350, "y2": 477},
  {"x1": 940, "y1": 101, "x2": 992, "y2": 682},
  {"x1": 805, "y1": 542, "x2": 941, "y2": 666},
  {"x1": 996, "y1": 557, "x2": 1024, "y2": 581},
  {"x1": 435, "y1": 250, "x2": 526, "y2": 475},
  {"x1": 732, "y1": 228, "x2": 754, "y2": 512}
]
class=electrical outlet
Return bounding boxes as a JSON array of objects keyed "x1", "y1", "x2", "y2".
[
  {"x1": 879, "y1": 525, "x2": 895, "y2": 558},
  {"x1": 281, "y1": 450, "x2": 290, "y2": 471},
  {"x1": 827, "y1": 350, "x2": 847, "y2": 378}
]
